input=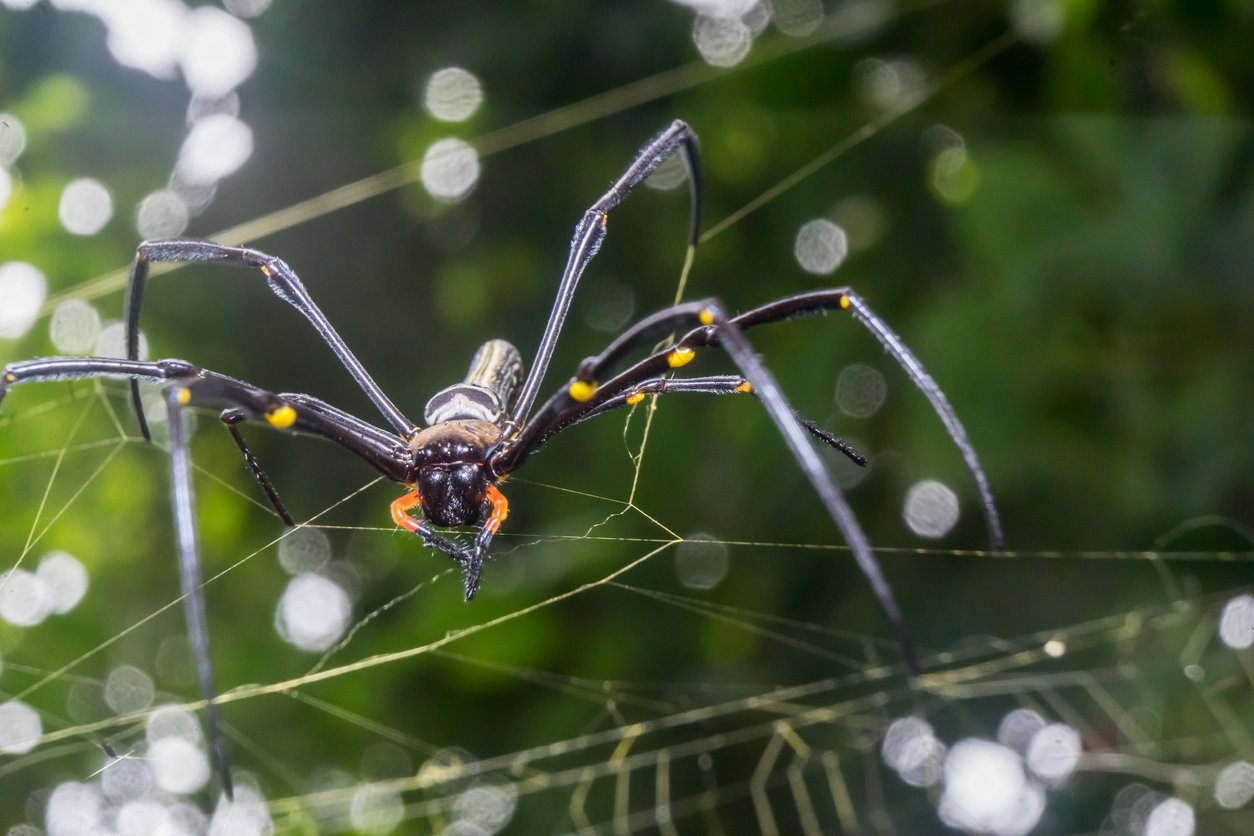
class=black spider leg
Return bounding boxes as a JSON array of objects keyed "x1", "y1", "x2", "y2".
[
  {"x1": 2, "y1": 356, "x2": 411, "y2": 798},
  {"x1": 507, "y1": 119, "x2": 702, "y2": 429},
  {"x1": 220, "y1": 409, "x2": 294, "y2": 526},
  {"x1": 568, "y1": 375, "x2": 868, "y2": 467},
  {"x1": 125, "y1": 240, "x2": 416, "y2": 439},
  {"x1": 163, "y1": 385, "x2": 233, "y2": 799},
  {"x1": 490, "y1": 302, "x2": 920, "y2": 675},
  {"x1": 730, "y1": 290, "x2": 1003, "y2": 551},
  {"x1": 503, "y1": 291, "x2": 1002, "y2": 551}
]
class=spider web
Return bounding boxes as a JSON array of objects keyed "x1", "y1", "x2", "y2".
[{"x1": 2, "y1": 3, "x2": 1253, "y2": 835}]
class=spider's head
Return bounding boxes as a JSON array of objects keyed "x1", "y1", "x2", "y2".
[{"x1": 408, "y1": 420, "x2": 501, "y2": 527}]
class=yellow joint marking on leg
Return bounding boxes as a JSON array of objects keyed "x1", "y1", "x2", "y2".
[
  {"x1": 667, "y1": 346, "x2": 695, "y2": 368},
  {"x1": 699, "y1": 308, "x2": 715, "y2": 326},
  {"x1": 261, "y1": 265, "x2": 272, "y2": 277},
  {"x1": 568, "y1": 379, "x2": 597, "y2": 402},
  {"x1": 839, "y1": 294, "x2": 850, "y2": 309},
  {"x1": 599, "y1": 212, "x2": 609, "y2": 227},
  {"x1": 735, "y1": 380, "x2": 752, "y2": 394},
  {"x1": 625, "y1": 391, "x2": 645, "y2": 406},
  {"x1": 176, "y1": 387, "x2": 192, "y2": 405},
  {"x1": 266, "y1": 404, "x2": 297, "y2": 428},
  {"x1": 4, "y1": 372, "x2": 15, "y2": 383}
]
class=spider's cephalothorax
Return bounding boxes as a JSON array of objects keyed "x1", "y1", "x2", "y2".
[
  {"x1": 1, "y1": 119, "x2": 1004, "y2": 798},
  {"x1": 404, "y1": 339, "x2": 522, "y2": 527}
]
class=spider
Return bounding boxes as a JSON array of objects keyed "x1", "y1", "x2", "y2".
[{"x1": 1, "y1": 120, "x2": 1002, "y2": 798}]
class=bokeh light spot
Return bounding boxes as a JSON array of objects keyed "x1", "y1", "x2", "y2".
[
  {"x1": 0, "y1": 700, "x2": 41, "y2": 754},
  {"x1": 0, "y1": 261, "x2": 47, "y2": 340},
  {"x1": 275, "y1": 573, "x2": 351, "y2": 652},
  {"x1": 772, "y1": 0, "x2": 823, "y2": 36},
  {"x1": 223, "y1": 0, "x2": 273, "y2": 19},
  {"x1": 930, "y1": 146, "x2": 980, "y2": 204},
  {"x1": 176, "y1": 113, "x2": 254, "y2": 185},
  {"x1": 100, "y1": 0, "x2": 185, "y2": 79},
  {"x1": 46, "y1": 782, "x2": 106, "y2": 835},
  {"x1": 95, "y1": 321, "x2": 149, "y2": 360},
  {"x1": 644, "y1": 151, "x2": 689, "y2": 191},
  {"x1": 1144, "y1": 797, "x2": 1195, "y2": 836},
  {"x1": 903, "y1": 479, "x2": 960, "y2": 539},
  {"x1": 136, "y1": 189, "x2": 190, "y2": 238},
  {"x1": 350, "y1": 785, "x2": 404, "y2": 835},
  {"x1": 208, "y1": 785, "x2": 273, "y2": 835},
  {"x1": 36, "y1": 551, "x2": 89, "y2": 614},
  {"x1": 675, "y1": 534, "x2": 730, "y2": 591},
  {"x1": 1214, "y1": 761, "x2": 1254, "y2": 809},
  {"x1": 794, "y1": 218, "x2": 848, "y2": 274},
  {"x1": 0, "y1": 112, "x2": 26, "y2": 165},
  {"x1": 148, "y1": 736, "x2": 210, "y2": 795},
  {"x1": 180, "y1": 6, "x2": 258, "y2": 98},
  {"x1": 939, "y1": 739, "x2": 1043, "y2": 836},
  {"x1": 835, "y1": 362, "x2": 887, "y2": 418},
  {"x1": 59, "y1": 177, "x2": 114, "y2": 235},
  {"x1": 146, "y1": 705, "x2": 202, "y2": 744},
  {"x1": 424, "y1": 67, "x2": 484, "y2": 122},
  {"x1": 693, "y1": 15, "x2": 753, "y2": 67},
  {"x1": 1025, "y1": 723, "x2": 1081, "y2": 785},
  {"x1": 853, "y1": 57, "x2": 927, "y2": 112},
  {"x1": 997, "y1": 708, "x2": 1045, "y2": 754},
  {"x1": 278, "y1": 527, "x2": 333, "y2": 575},
  {"x1": 50, "y1": 301, "x2": 102, "y2": 354},
  {"x1": 452, "y1": 780, "x2": 519, "y2": 834},
  {"x1": 882, "y1": 716, "x2": 944, "y2": 787},
  {"x1": 1218, "y1": 594, "x2": 1254, "y2": 649},
  {"x1": 1012, "y1": 0, "x2": 1066, "y2": 45},
  {"x1": 420, "y1": 138, "x2": 481, "y2": 201},
  {"x1": 0, "y1": 568, "x2": 53, "y2": 626},
  {"x1": 105, "y1": 665, "x2": 156, "y2": 715}
]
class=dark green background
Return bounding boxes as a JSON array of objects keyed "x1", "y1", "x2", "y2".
[{"x1": 1, "y1": 1, "x2": 1251, "y2": 832}]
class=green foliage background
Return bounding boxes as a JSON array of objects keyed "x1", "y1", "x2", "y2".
[{"x1": 0, "y1": 1, "x2": 1251, "y2": 832}]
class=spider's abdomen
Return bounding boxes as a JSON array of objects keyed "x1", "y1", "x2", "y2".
[{"x1": 423, "y1": 339, "x2": 522, "y2": 425}]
